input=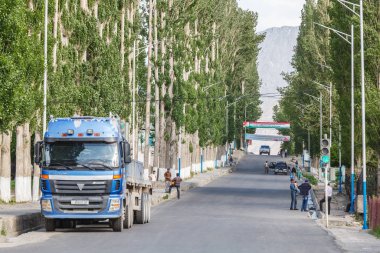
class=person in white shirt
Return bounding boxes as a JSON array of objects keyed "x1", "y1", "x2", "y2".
[
  {"x1": 319, "y1": 183, "x2": 333, "y2": 214},
  {"x1": 149, "y1": 171, "x2": 157, "y2": 182}
]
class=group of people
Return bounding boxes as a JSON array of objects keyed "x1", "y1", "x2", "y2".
[
  {"x1": 289, "y1": 178, "x2": 311, "y2": 211},
  {"x1": 289, "y1": 178, "x2": 332, "y2": 214},
  {"x1": 164, "y1": 169, "x2": 182, "y2": 199}
]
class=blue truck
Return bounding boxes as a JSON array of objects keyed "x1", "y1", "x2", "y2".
[{"x1": 34, "y1": 116, "x2": 152, "y2": 232}]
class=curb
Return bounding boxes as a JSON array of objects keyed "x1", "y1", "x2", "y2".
[
  {"x1": 151, "y1": 168, "x2": 231, "y2": 206},
  {"x1": 0, "y1": 212, "x2": 43, "y2": 238}
]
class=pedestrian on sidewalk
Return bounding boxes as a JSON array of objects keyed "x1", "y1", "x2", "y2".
[
  {"x1": 319, "y1": 183, "x2": 333, "y2": 215},
  {"x1": 290, "y1": 178, "x2": 300, "y2": 210},
  {"x1": 164, "y1": 168, "x2": 172, "y2": 193},
  {"x1": 149, "y1": 170, "x2": 157, "y2": 182},
  {"x1": 298, "y1": 179, "x2": 312, "y2": 212},
  {"x1": 291, "y1": 166, "x2": 297, "y2": 179},
  {"x1": 229, "y1": 155, "x2": 234, "y2": 166},
  {"x1": 264, "y1": 161, "x2": 269, "y2": 174},
  {"x1": 169, "y1": 173, "x2": 182, "y2": 199}
]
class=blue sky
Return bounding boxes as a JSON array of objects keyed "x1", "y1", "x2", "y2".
[{"x1": 238, "y1": 0, "x2": 305, "y2": 32}]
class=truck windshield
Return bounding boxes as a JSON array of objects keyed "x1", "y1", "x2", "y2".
[{"x1": 44, "y1": 142, "x2": 119, "y2": 169}]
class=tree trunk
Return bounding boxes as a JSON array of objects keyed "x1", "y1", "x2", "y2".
[
  {"x1": 15, "y1": 125, "x2": 25, "y2": 202},
  {"x1": 153, "y1": 0, "x2": 160, "y2": 170},
  {"x1": 32, "y1": 131, "x2": 42, "y2": 202},
  {"x1": 0, "y1": 132, "x2": 12, "y2": 202},
  {"x1": 23, "y1": 123, "x2": 32, "y2": 202},
  {"x1": 159, "y1": 9, "x2": 167, "y2": 169},
  {"x1": 144, "y1": 0, "x2": 153, "y2": 170},
  {"x1": 52, "y1": 0, "x2": 59, "y2": 71}
]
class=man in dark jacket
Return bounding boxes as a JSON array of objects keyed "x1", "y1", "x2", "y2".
[{"x1": 298, "y1": 179, "x2": 312, "y2": 212}]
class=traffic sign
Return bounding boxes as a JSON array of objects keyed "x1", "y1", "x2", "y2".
[
  {"x1": 243, "y1": 121, "x2": 290, "y2": 129},
  {"x1": 245, "y1": 134, "x2": 290, "y2": 142},
  {"x1": 322, "y1": 155, "x2": 330, "y2": 163}
]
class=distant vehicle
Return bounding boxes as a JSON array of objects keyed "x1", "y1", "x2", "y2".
[
  {"x1": 269, "y1": 162, "x2": 276, "y2": 169},
  {"x1": 259, "y1": 145, "x2": 271, "y2": 155},
  {"x1": 274, "y1": 161, "x2": 288, "y2": 175}
]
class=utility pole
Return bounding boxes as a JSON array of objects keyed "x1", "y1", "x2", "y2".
[
  {"x1": 43, "y1": 0, "x2": 48, "y2": 134},
  {"x1": 314, "y1": 20, "x2": 356, "y2": 214},
  {"x1": 359, "y1": 0, "x2": 368, "y2": 229}
]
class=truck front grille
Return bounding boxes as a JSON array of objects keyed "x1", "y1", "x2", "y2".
[
  {"x1": 53, "y1": 196, "x2": 108, "y2": 213},
  {"x1": 53, "y1": 180, "x2": 110, "y2": 194}
]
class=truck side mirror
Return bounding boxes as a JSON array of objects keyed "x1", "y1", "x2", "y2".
[
  {"x1": 34, "y1": 141, "x2": 43, "y2": 164},
  {"x1": 123, "y1": 142, "x2": 131, "y2": 164}
]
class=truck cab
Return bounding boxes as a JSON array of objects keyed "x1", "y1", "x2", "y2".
[{"x1": 34, "y1": 116, "x2": 152, "y2": 232}]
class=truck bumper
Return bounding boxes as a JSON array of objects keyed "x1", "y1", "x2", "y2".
[{"x1": 41, "y1": 195, "x2": 124, "y2": 219}]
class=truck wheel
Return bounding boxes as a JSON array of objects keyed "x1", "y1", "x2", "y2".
[
  {"x1": 112, "y1": 206, "x2": 124, "y2": 232},
  {"x1": 45, "y1": 218, "x2": 56, "y2": 232},
  {"x1": 123, "y1": 195, "x2": 133, "y2": 229},
  {"x1": 135, "y1": 193, "x2": 146, "y2": 224}
]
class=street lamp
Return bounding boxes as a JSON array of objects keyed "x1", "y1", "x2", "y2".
[
  {"x1": 304, "y1": 92, "x2": 323, "y2": 150},
  {"x1": 336, "y1": 0, "x2": 367, "y2": 230},
  {"x1": 314, "y1": 21, "x2": 355, "y2": 213},
  {"x1": 43, "y1": 0, "x2": 48, "y2": 134},
  {"x1": 313, "y1": 81, "x2": 332, "y2": 149}
]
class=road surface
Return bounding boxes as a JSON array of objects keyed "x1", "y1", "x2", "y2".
[{"x1": 2, "y1": 154, "x2": 341, "y2": 253}]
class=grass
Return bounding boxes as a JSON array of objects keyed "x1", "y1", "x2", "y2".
[
  {"x1": 1, "y1": 228, "x2": 6, "y2": 237},
  {"x1": 370, "y1": 227, "x2": 380, "y2": 239}
]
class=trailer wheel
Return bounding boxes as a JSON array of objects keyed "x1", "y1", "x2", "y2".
[
  {"x1": 135, "y1": 193, "x2": 146, "y2": 224},
  {"x1": 45, "y1": 218, "x2": 56, "y2": 232},
  {"x1": 124, "y1": 195, "x2": 133, "y2": 229},
  {"x1": 112, "y1": 206, "x2": 124, "y2": 232}
]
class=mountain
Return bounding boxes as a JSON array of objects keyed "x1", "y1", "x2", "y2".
[{"x1": 249, "y1": 26, "x2": 299, "y2": 154}]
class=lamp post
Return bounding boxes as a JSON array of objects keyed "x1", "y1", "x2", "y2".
[
  {"x1": 304, "y1": 92, "x2": 323, "y2": 150},
  {"x1": 335, "y1": 0, "x2": 367, "y2": 228},
  {"x1": 43, "y1": 0, "x2": 48, "y2": 134},
  {"x1": 314, "y1": 22, "x2": 355, "y2": 206}
]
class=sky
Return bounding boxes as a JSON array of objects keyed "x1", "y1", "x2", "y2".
[{"x1": 238, "y1": 0, "x2": 305, "y2": 32}]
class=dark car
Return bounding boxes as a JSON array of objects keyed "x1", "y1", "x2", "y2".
[
  {"x1": 269, "y1": 162, "x2": 276, "y2": 169},
  {"x1": 274, "y1": 161, "x2": 288, "y2": 175}
]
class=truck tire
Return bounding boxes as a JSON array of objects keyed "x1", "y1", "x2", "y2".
[
  {"x1": 112, "y1": 206, "x2": 124, "y2": 232},
  {"x1": 135, "y1": 193, "x2": 146, "y2": 224},
  {"x1": 123, "y1": 195, "x2": 133, "y2": 229},
  {"x1": 45, "y1": 218, "x2": 56, "y2": 232}
]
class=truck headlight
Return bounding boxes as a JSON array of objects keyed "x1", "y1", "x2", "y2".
[
  {"x1": 109, "y1": 199, "x2": 121, "y2": 212},
  {"x1": 41, "y1": 199, "x2": 52, "y2": 212}
]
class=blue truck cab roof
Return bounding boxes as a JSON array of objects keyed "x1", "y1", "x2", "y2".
[{"x1": 45, "y1": 116, "x2": 123, "y2": 143}]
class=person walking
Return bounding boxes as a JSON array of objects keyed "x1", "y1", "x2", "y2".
[
  {"x1": 169, "y1": 173, "x2": 182, "y2": 199},
  {"x1": 319, "y1": 183, "x2": 333, "y2": 214},
  {"x1": 149, "y1": 170, "x2": 157, "y2": 182},
  {"x1": 298, "y1": 179, "x2": 312, "y2": 212},
  {"x1": 290, "y1": 178, "x2": 299, "y2": 210},
  {"x1": 164, "y1": 168, "x2": 172, "y2": 193},
  {"x1": 264, "y1": 161, "x2": 269, "y2": 174}
]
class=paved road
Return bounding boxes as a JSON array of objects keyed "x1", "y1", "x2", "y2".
[{"x1": 2, "y1": 154, "x2": 342, "y2": 253}]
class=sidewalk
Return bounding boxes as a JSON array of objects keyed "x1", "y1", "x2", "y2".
[
  {"x1": 313, "y1": 186, "x2": 380, "y2": 252},
  {"x1": 0, "y1": 166, "x2": 233, "y2": 239},
  {"x1": 290, "y1": 156, "x2": 380, "y2": 252}
]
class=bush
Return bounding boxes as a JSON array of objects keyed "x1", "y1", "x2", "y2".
[{"x1": 303, "y1": 173, "x2": 318, "y2": 186}]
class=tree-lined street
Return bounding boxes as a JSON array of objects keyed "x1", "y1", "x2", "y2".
[{"x1": 3, "y1": 155, "x2": 341, "y2": 253}]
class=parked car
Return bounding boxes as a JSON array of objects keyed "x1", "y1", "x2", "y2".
[
  {"x1": 274, "y1": 161, "x2": 288, "y2": 175},
  {"x1": 259, "y1": 145, "x2": 271, "y2": 155},
  {"x1": 269, "y1": 162, "x2": 276, "y2": 169}
]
